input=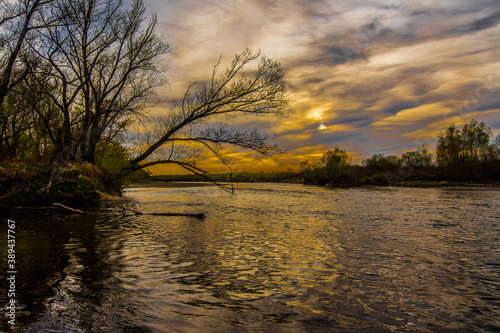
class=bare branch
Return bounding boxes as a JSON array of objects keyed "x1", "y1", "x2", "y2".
[
  {"x1": 135, "y1": 159, "x2": 235, "y2": 194},
  {"x1": 129, "y1": 49, "x2": 289, "y2": 170}
]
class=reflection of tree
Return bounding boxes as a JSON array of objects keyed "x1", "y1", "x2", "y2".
[
  {"x1": 0, "y1": 206, "x2": 144, "y2": 331},
  {"x1": 0, "y1": 208, "x2": 71, "y2": 330},
  {"x1": 148, "y1": 198, "x2": 331, "y2": 324}
]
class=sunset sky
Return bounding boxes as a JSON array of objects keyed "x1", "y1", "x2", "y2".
[{"x1": 142, "y1": 0, "x2": 500, "y2": 173}]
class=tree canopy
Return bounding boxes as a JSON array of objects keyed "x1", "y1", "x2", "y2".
[{"x1": 437, "y1": 119, "x2": 498, "y2": 166}]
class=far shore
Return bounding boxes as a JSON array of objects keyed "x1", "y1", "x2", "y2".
[
  {"x1": 126, "y1": 181, "x2": 218, "y2": 189},
  {"x1": 126, "y1": 179, "x2": 500, "y2": 190}
]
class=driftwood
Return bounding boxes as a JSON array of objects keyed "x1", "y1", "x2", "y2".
[
  {"x1": 53, "y1": 203, "x2": 89, "y2": 214},
  {"x1": 121, "y1": 206, "x2": 205, "y2": 219},
  {"x1": 52, "y1": 203, "x2": 205, "y2": 219}
]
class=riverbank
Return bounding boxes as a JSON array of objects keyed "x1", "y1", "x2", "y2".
[
  {"x1": 396, "y1": 180, "x2": 500, "y2": 188},
  {"x1": 3, "y1": 162, "x2": 499, "y2": 205},
  {"x1": 0, "y1": 163, "x2": 122, "y2": 204}
]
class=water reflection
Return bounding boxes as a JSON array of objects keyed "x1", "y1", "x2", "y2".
[{"x1": 0, "y1": 185, "x2": 499, "y2": 332}]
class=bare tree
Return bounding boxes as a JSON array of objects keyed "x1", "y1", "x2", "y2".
[
  {"x1": 27, "y1": 0, "x2": 171, "y2": 162},
  {"x1": 0, "y1": 0, "x2": 52, "y2": 105},
  {"x1": 0, "y1": 0, "x2": 55, "y2": 160},
  {"x1": 126, "y1": 49, "x2": 289, "y2": 177}
]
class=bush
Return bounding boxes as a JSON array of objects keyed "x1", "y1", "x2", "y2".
[{"x1": 362, "y1": 154, "x2": 400, "y2": 173}]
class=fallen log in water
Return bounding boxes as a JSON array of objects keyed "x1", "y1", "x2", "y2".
[
  {"x1": 53, "y1": 203, "x2": 89, "y2": 214},
  {"x1": 121, "y1": 206, "x2": 205, "y2": 219},
  {"x1": 52, "y1": 202, "x2": 205, "y2": 219}
]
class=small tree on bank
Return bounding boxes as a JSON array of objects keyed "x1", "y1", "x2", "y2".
[
  {"x1": 437, "y1": 119, "x2": 499, "y2": 179},
  {"x1": 401, "y1": 145, "x2": 433, "y2": 168},
  {"x1": 362, "y1": 153, "x2": 399, "y2": 173},
  {"x1": 301, "y1": 147, "x2": 351, "y2": 185}
]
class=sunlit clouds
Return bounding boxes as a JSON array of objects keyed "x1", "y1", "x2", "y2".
[{"x1": 143, "y1": 0, "x2": 500, "y2": 172}]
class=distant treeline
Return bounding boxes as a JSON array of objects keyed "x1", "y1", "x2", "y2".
[
  {"x1": 151, "y1": 171, "x2": 301, "y2": 183},
  {"x1": 301, "y1": 119, "x2": 500, "y2": 186}
]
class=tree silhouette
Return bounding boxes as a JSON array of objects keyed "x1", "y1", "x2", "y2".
[
  {"x1": 126, "y1": 48, "x2": 289, "y2": 176},
  {"x1": 0, "y1": 0, "x2": 53, "y2": 105},
  {"x1": 26, "y1": 0, "x2": 171, "y2": 163}
]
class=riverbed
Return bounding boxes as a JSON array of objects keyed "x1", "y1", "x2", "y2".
[{"x1": 1, "y1": 184, "x2": 499, "y2": 332}]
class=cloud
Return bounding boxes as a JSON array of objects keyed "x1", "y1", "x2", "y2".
[{"x1": 142, "y1": 0, "x2": 500, "y2": 171}]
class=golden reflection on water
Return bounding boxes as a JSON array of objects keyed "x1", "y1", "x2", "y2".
[{"x1": 5, "y1": 184, "x2": 499, "y2": 332}]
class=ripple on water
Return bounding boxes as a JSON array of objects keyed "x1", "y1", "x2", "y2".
[{"x1": 2, "y1": 185, "x2": 499, "y2": 332}]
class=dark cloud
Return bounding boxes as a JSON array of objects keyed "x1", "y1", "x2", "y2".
[
  {"x1": 367, "y1": 2, "x2": 500, "y2": 45},
  {"x1": 473, "y1": 95, "x2": 500, "y2": 112},
  {"x1": 319, "y1": 45, "x2": 365, "y2": 65},
  {"x1": 442, "y1": 86, "x2": 500, "y2": 114},
  {"x1": 445, "y1": 10, "x2": 500, "y2": 34},
  {"x1": 360, "y1": 18, "x2": 389, "y2": 40},
  {"x1": 311, "y1": 80, "x2": 354, "y2": 98},
  {"x1": 486, "y1": 117, "x2": 500, "y2": 130},
  {"x1": 316, "y1": 130, "x2": 372, "y2": 146},
  {"x1": 381, "y1": 101, "x2": 422, "y2": 115},
  {"x1": 410, "y1": 10, "x2": 432, "y2": 17},
  {"x1": 303, "y1": 77, "x2": 325, "y2": 85},
  {"x1": 333, "y1": 116, "x2": 374, "y2": 128},
  {"x1": 331, "y1": 66, "x2": 439, "y2": 107}
]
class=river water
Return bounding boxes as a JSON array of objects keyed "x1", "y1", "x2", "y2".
[{"x1": 1, "y1": 184, "x2": 500, "y2": 332}]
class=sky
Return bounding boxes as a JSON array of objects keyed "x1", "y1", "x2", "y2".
[{"x1": 141, "y1": 0, "x2": 500, "y2": 173}]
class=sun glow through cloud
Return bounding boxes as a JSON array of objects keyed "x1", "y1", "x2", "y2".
[{"x1": 143, "y1": 0, "x2": 500, "y2": 173}]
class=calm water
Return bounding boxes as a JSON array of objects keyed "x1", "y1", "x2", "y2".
[{"x1": 1, "y1": 184, "x2": 500, "y2": 332}]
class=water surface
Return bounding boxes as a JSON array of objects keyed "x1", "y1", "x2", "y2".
[{"x1": 1, "y1": 184, "x2": 499, "y2": 332}]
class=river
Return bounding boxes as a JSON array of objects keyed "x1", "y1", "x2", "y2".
[{"x1": 1, "y1": 184, "x2": 499, "y2": 332}]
